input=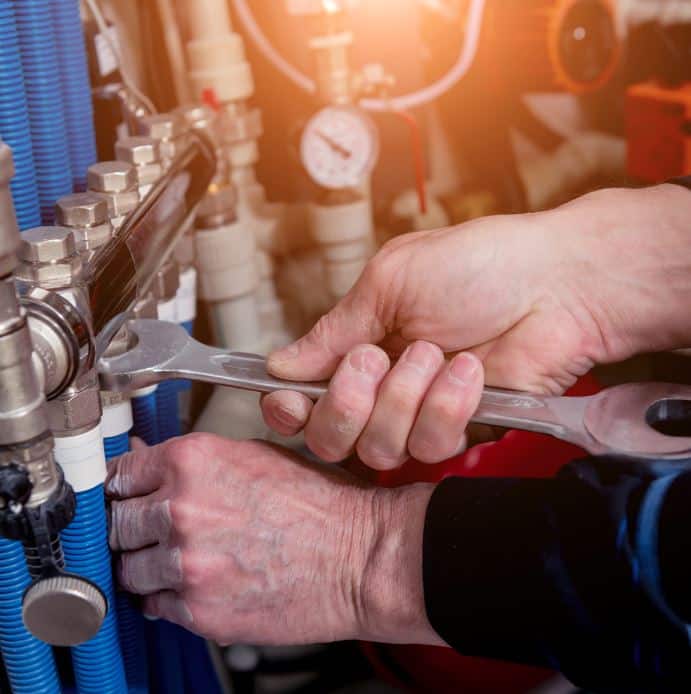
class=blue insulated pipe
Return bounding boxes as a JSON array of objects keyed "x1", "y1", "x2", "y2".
[
  {"x1": 0, "y1": 1, "x2": 40, "y2": 230},
  {"x1": 103, "y1": 427, "x2": 150, "y2": 694},
  {"x1": 14, "y1": 0, "x2": 72, "y2": 223},
  {"x1": 0, "y1": 537, "x2": 61, "y2": 694},
  {"x1": 61, "y1": 484, "x2": 128, "y2": 693},
  {"x1": 131, "y1": 387, "x2": 160, "y2": 447},
  {"x1": 50, "y1": 0, "x2": 97, "y2": 191}
]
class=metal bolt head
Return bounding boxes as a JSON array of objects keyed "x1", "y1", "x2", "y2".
[
  {"x1": 19, "y1": 227, "x2": 77, "y2": 264},
  {"x1": 93, "y1": 189, "x2": 140, "y2": 218},
  {"x1": 176, "y1": 104, "x2": 216, "y2": 131},
  {"x1": 87, "y1": 161, "x2": 137, "y2": 193},
  {"x1": 115, "y1": 136, "x2": 161, "y2": 166},
  {"x1": 135, "y1": 162, "x2": 163, "y2": 188},
  {"x1": 72, "y1": 222, "x2": 113, "y2": 254},
  {"x1": 55, "y1": 193, "x2": 109, "y2": 228},
  {"x1": 138, "y1": 113, "x2": 184, "y2": 142}
]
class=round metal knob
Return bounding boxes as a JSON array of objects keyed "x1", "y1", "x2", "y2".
[{"x1": 22, "y1": 573, "x2": 107, "y2": 646}]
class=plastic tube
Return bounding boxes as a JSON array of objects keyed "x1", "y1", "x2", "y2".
[
  {"x1": 231, "y1": 0, "x2": 487, "y2": 112},
  {"x1": 0, "y1": 537, "x2": 61, "y2": 694},
  {"x1": 14, "y1": 0, "x2": 72, "y2": 223},
  {"x1": 101, "y1": 400, "x2": 150, "y2": 694},
  {"x1": 50, "y1": 0, "x2": 98, "y2": 192},
  {"x1": 0, "y1": 1, "x2": 40, "y2": 230},
  {"x1": 132, "y1": 385, "x2": 160, "y2": 446},
  {"x1": 56, "y1": 426, "x2": 127, "y2": 694},
  {"x1": 156, "y1": 379, "x2": 182, "y2": 441}
]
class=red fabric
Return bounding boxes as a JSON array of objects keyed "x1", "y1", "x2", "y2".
[{"x1": 364, "y1": 375, "x2": 601, "y2": 693}]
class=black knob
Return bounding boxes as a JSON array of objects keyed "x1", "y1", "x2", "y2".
[{"x1": 0, "y1": 464, "x2": 32, "y2": 508}]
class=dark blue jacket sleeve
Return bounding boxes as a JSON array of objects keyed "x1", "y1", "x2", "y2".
[{"x1": 423, "y1": 457, "x2": 691, "y2": 693}]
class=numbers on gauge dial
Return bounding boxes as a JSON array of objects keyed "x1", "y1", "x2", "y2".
[{"x1": 300, "y1": 106, "x2": 379, "y2": 189}]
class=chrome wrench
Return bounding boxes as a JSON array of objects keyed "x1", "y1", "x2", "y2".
[{"x1": 98, "y1": 319, "x2": 691, "y2": 462}]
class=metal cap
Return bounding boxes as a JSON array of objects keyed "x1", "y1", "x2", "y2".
[
  {"x1": 115, "y1": 136, "x2": 161, "y2": 165},
  {"x1": 138, "y1": 113, "x2": 185, "y2": 142},
  {"x1": 55, "y1": 193, "x2": 109, "y2": 228},
  {"x1": 19, "y1": 227, "x2": 77, "y2": 264},
  {"x1": 87, "y1": 161, "x2": 137, "y2": 193},
  {"x1": 23, "y1": 574, "x2": 107, "y2": 646}
]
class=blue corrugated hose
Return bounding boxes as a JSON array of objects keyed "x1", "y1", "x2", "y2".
[
  {"x1": 14, "y1": 0, "x2": 72, "y2": 223},
  {"x1": 0, "y1": 537, "x2": 61, "y2": 694},
  {"x1": 61, "y1": 484, "x2": 128, "y2": 694},
  {"x1": 104, "y1": 431, "x2": 150, "y2": 694},
  {"x1": 132, "y1": 390, "x2": 160, "y2": 447},
  {"x1": 0, "y1": 1, "x2": 40, "y2": 230},
  {"x1": 50, "y1": 0, "x2": 97, "y2": 191},
  {"x1": 156, "y1": 379, "x2": 182, "y2": 441}
]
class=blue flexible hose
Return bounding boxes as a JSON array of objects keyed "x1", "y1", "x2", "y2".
[
  {"x1": 50, "y1": 0, "x2": 97, "y2": 192},
  {"x1": 61, "y1": 484, "x2": 127, "y2": 694},
  {"x1": 156, "y1": 379, "x2": 182, "y2": 441},
  {"x1": 0, "y1": 537, "x2": 61, "y2": 694},
  {"x1": 103, "y1": 431, "x2": 129, "y2": 461},
  {"x1": 14, "y1": 0, "x2": 72, "y2": 223},
  {"x1": 132, "y1": 390, "x2": 160, "y2": 447},
  {"x1": 0, "y1": 1, "x2": 40, "y2": 230},
  {"x1": 103, "y1": 417, "x2": 150, "y2": 694}
]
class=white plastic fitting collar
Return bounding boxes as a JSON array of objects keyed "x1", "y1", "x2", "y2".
[
  {"x1": 53, "y1": 426, "x2": 108, "y2": 493},
  {"x1": 101, "y1": 399, "x2": 134, "y2": 439},
  {"x1": 157, "y1": 297, "x2": 178, "y2": 322},
  {"x1": 176, "y1": 266, "x2": 198, "y2": 324}
]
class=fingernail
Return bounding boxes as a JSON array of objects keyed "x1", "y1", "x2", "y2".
[
  {"x1": 348, "y1": 347, "x2": 388, "y2": 380},
  {"x1": 270, "y1": 343, "x2": 300, "y2": 363},
  {"x1": 404, "y1": 342, "x2": 437, "y2": 372},
  {"x1": 273, "y1": 405, "x2": 299, "y2": 429},
  {"x1": 448, "y1": 353, "x2": 479, "y2": 385}
]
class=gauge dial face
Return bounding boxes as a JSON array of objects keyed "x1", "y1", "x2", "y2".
[{"x1": 300, "y1": 106, "x2": 379, "y2": 190}]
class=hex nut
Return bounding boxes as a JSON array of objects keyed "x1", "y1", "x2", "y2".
[
  {"x1": 138, "y1": 113, "x2": 185, "y2": 142},
  {"x1": 196, "y1": 185, "x2": 237, "y2": 228},
  {"x1": 18, "y1": 227, "x2": 77, "y2": 263},
  {"x1": 87, "y1": 161, "x2": 137, "y2": 194},
  {"x1": 93, "y1": 189, "x2": 140, "y2": 218},
  {"x1": 72, "y1": 222, "x2": 113, "y2": 252},
  {"x1": 115, "y1": 136, "x2": 161, "y2": 166},
  {"x1": 48, "y1": 384, "x2": 102, "y2": 434},
  {"x1": 135, "y1": 162, "x2": 163, "y2": 187},
  {"x1": 55, "y1": 193, "x2": 110, "y2": 228}
]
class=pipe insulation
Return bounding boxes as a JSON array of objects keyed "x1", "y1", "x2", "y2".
[
  {"x1": 102, "y1": 398, "x2": 150, "y2": 694},
  {"x1": 50, "y1": 0, "x2": 98, "y2": 192},
  {"x1": 55, "y1": 426, "x2": 127, "y2": 694},
  {"x1": 0, "y1": 537, "x2": 61, "y2": 694},
  {"x1": 0, "y1": 0, "x2": 40, "y2": 231},
  {"x1": 14, "y1": 0, "x2": 72, "y2": 224}
]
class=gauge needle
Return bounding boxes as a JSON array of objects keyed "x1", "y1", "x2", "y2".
[{"x1": 315, "y1": 130, "x2": 352, "y2": 159}]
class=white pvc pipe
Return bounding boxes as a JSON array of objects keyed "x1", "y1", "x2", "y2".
[
  {"x1": 181, "y1": 0, "x2": 234, "y2": 39},
  {"x1": 231, "y1": 0, "x2": 487, "y2": 111}
]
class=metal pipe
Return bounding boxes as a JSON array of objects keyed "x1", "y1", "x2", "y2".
[{"x1": 87, "y1": 131, "x2": 216, "y2": 350}]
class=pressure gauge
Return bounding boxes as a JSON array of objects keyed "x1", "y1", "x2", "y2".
[{"x1": 300, "y1": 106, "x2": 379, "y2": 190}]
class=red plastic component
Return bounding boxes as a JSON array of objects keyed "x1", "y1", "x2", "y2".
[{"x1": 363, "y1": 375, "x2": 601, "y2": 693}]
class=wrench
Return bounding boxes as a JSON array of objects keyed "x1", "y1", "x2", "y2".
[{"x1": 98, "y1": 319, "x2": 691, "y2": 462}]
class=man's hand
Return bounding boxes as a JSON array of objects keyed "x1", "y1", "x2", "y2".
[
  {"x1": 106, "y1": 435, "x2": 441, "y2": 647},
  {"x1": 262, "y1": 184, "x2": 691, "y2": 469}
]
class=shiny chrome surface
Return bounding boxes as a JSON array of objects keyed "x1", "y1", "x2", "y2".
[
  {"x1": 87, "y1": 131, "x2": 216, "y2": 353},
  {"x1": 100, "y1": 319, "x2": 691, "y2": 462}
]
